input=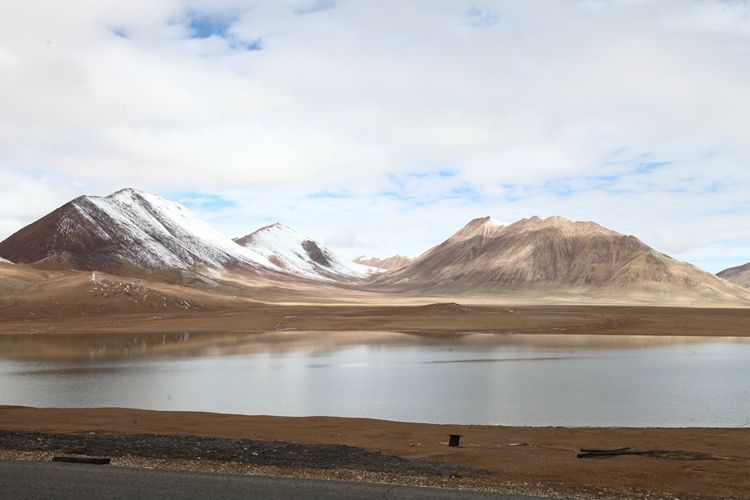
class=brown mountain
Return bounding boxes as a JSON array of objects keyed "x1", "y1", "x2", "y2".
[
  {"x1": 374, "y1": 216, "x2": 749, "y2": 305},
  {"x1": 354, "y1": 255, "x2": 414, "y2": 272},
  {"x1": 718, "y1": 262, "x2": 750, "y2": 288}
]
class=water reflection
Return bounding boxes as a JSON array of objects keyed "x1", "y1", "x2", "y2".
[
  {"x1": 0, "y1": 331, "x2": 749, "y2": 427},
  {"x1": 0, "y1": 330, "x2": 744, "y2": 361}
]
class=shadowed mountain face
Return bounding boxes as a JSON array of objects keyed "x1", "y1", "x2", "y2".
[
  {"x1": 718, "y1": 262, "x2": 750, "y2": 288},
  {"x1": 0, "y1": 189, "x2": 275, "y2": 279},
  {"x1": 354, "y1": 255, "x2": 414, "y2": 272},
  {"x1": 234, "y1": 223, "x2": 374, "y2": 282},
  {"x1": 374, "y1": 216, "x2": 749, "y2": 304}
]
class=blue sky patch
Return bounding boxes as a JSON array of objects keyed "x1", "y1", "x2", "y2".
[
  {"x1": 296, "y1": 0, "x2": 337, "y2": 15},
  {"x1": 468, "y1": 7, "x2": 501, "y2": 27},
  {"x1": 449, "y1": 184, "x2": 484, "y2": 202},
  {"x1": 379, "y1": 189, "x2": 414, "y2": 202},
  {"x1": 109, "y1": 26, "x2": 128, "y2": 39},
  {"x1": 635, "y1": 161, "x2": 672, "y2": 174},
  {"x1": 231, "y1": 37, "x2": 264, "y2": 51},
  {"x1": 176, "y1": 192, "x2": 236, "y2": 210},
  {"x1": 185, "y1": 10, "x2": 236, "y2": 39},
  {"x1": 388, "y1": 168, "x2": 458, "y2": 185},
  {"x1": 309, "y1": 190, "x2": 350, "y2": 199},
  {"x1": 180, "y1": 9, "x2": 264, "y2": 52}
]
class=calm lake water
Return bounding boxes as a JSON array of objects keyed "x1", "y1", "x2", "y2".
[{"x1": 1, "y1": 331, "x2": 749, "y2": 427}]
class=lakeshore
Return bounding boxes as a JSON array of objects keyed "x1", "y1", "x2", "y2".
[{"x1": 1, "y1": 407, "x2": 748, "y2": 498}]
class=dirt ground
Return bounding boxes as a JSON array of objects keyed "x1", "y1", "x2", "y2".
[
  {"x1": 2, "y1": 302, "x2": 750, "y2": 337},
  {"x1": 0, "y1": 407, "x2": 748, "y2": 498}
]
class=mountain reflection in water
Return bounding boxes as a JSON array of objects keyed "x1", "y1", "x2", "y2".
[{"x1": 0, "y1": 331, "x2": 748, "y2": 427}]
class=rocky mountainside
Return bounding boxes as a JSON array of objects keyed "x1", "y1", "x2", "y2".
[
  {"x1": 717, "y1": 262, "x2": 750, "y2": 288},
  {"x1": 0, "y1": 188, "x2": 277, "y2": 279},
  {"x1": 354, "y1": 255, "x2": 414, "y2": 272},
  {"x1": 234, "y1": 223, "x2": 375, "y2": 282},
  {"x1": 374, "y1": 216, "x2": 749, "y2": 304}
]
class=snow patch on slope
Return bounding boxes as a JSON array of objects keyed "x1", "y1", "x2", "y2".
[
  {"x1": 236, "y1": 223, "x2": 377, "y2": 281},
  {"x1": 78, "y1": 188, "x2": 279, "y2": 272}
]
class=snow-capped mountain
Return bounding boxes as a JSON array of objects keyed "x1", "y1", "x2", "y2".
[
  {"x1": 234, "y1": 223, "x2": 376, "y2": 282},
  {"x1": 0, "y1": 188, "x2": 277, "y2": 278}
]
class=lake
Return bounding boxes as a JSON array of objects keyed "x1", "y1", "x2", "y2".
[{"x1": 0, "y1": 331, "x2": 748, "y2": 427}]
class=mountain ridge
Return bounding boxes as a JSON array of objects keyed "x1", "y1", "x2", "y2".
[
  {"x1": 0, "y1": 188, "x2": 277, "y2": 280},
  {"x1": 354, "y1": 255, "x2": 414, "y2": 272},
  {"x1": 718, "y1": 262, "x2": 750, "y2": 288},
  {"x1": 234, "y1": 223, "x2": 375, "y2": 282},
  {"x1": 373, "y1": 215, "x2": 749, "y2": 305}
]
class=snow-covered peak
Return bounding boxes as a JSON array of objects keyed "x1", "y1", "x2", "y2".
[
  {"x1": 68, "y1": 189, "x2": 279, "y2": 272},
  {"x1": 235, "y1": 223, "x2": 377, "y2": 281}
]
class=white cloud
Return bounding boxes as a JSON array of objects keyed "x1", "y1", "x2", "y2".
[{"x1": 0, "y1": 0, "x2": 749, "y2": 272}]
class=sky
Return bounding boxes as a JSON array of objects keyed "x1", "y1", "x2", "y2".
[{"x1": 0, "y1": 0, "x2": 749, "y2": 272}]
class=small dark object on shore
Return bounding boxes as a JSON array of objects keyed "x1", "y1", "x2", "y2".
[
  {"x1": 578, "y1": 447, "x2": 715, "y2": 461},
  {"x1": 578, "y1": 447, "x2": 636, "y2": 458},
  {"x1": 448, "y1": 435, "x2": 461, "y2": 447},
  {"x1": 52, "y1": 455, "x2": 111, "y2": 465}
]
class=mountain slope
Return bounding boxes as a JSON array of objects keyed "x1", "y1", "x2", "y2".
[
  {"x1": 718, "y1": 262, "x2": 750, "y2": 288},
  {"x1": 374, "y1": 216, "x2": 749, "y2": 304},
  {"x1": 0, "y1": 256, "x2": 12, "y2": 264},
  {"x1": 234, "y1": 223, "x2": 375, "y2": 282},
  {"x1": 0, "y1": 188, "x2": 277, "y2": 279},
  {"x1": 354, "y1": 255, "x2": 414, "y2": 272}
]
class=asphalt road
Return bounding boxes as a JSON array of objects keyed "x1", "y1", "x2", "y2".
[{"x1": 0, "y1": 461, "x2": 542, "y2": 499}]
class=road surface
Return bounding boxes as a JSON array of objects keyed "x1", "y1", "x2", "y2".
[{"x1": 0, "y1": 461, "x2": 543, "y2": 499}]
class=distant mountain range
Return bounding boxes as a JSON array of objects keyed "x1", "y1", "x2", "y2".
[
  {"x1": 353, "y1": 255, "x2": 413, "y2": 271},
  {"x1": 0, "y1": 188, "x2": 748, "y2": 306},
  {"x1": 718, "y1": 262, "x2": 750, "y2": 289}
]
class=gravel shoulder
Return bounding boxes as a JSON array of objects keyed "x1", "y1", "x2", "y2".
[
  {"x1": 1, "y1": 407, "x2": 749, "y2": 499},
  {"x1": 0, "y1": 436, "x2": 674, "y2": 500}
]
